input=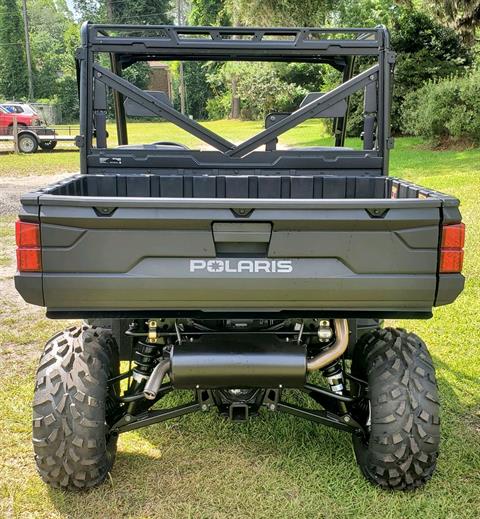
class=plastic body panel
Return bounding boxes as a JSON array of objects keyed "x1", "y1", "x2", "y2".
[{"x1": 13, "y1": 174, "x2": 465, "y2": 317}]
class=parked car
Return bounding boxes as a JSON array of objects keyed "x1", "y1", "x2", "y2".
[
  {"x1": 0, "y1": 104, "x2": 41, "y2": 134},
  {"x1": 1, "y1": 102, "x2": 39, "y2": 116}
]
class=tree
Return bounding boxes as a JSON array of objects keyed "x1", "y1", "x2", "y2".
[
  {"x1": 0, "y1": 0, "x2": 29, "y2": 99},
  {"x1": 389, "y1": 9, "x2": 472, "y2": 131},
  {"x1": 183, "y1": 0, "x2": 228, "y2": 118},
  {"x1": 74, "y1": 0, "x2": 173, "y2": 24},
  {"x1": 110, "y1": 0, "x2": 172, "y2": 25},
  {"x1": 425, "y1": 0, "x2": 480, "y2": 45},
  {"x1": 189, "y1": 0, "x2": 229, "y2": 25},
  {"x1": 25, "y1": 0, "x2": 79, "y2": 119},
  {"x1": 224, "y1": 0, "x2": 334, "y2": 27}
]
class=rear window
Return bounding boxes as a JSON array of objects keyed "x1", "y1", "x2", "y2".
[{"x1": 1, "y1": 105, "x2": 24, "y2": 113}]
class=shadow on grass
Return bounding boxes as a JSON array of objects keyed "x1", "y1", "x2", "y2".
[
  {"x1": 431, "y1": 353, "x2": 480, "y2": 417},
  {"x1": 46, "y1": 393, "x2": 356, "y2": 516},
  {"x1": 0, "y1": 148, "x2": 78, "y2": 156},
  {"x1": 41, "y1": 367, "x2": 480, "y2": 518}
]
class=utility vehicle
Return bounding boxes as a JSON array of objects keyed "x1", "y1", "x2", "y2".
[{"x1": 15, "y1": 23, "x2": 465, "y2": 490}]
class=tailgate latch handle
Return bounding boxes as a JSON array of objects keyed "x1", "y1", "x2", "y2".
[{"x1": 212, "y1": 222, "x2": 272, "y2": 243}]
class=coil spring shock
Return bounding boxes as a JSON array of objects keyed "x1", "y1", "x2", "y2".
[
  {"x1": 132, "y1": 339, "x2": 163, "y2": 382},
  {"x1": 323, "y1": 361, "x2": 347, "y2": 414},
  {"x1": 132, "y1": 320, "x2": 163, "y2": 381}
]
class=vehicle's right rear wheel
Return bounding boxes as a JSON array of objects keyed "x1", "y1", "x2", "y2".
[
  {"x1": 32, "y1": 325, "x2": 121, "y2": 489},
  {"x1": 350, "y1": 327, "x2": 440, "y2": 490}
]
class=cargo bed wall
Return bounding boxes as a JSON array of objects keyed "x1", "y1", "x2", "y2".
[{"x1": 34, "y1": 174, "x2": 445, "y2": 200}]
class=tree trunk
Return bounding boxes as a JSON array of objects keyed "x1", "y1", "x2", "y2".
[{"x1": 230, "y1": 76, "x2": 240, "y2": 119}]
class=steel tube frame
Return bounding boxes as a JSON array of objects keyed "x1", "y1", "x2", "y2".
[
  {"x1": 77, "y1": 22, "x2": 393, "y2": 175},
  {"x1": 93, "y1": 64, "x2": 235, "y2": 153},
  {"x1": 93, "y1": 62, "x2": 377, "y2": 158},
  {"x1": 110, "y1": 388, "x2": 363, "y2": 435},
  {"x1": 227, "y1": 66, "x2": 378, "y2": 158}
]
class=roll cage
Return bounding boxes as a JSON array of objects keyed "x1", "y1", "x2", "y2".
[{"x1": 76, "y1": 23, "x2": 395, "y2": 176}]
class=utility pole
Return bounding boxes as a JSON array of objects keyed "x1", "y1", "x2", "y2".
[
  {"x1": 21, "y1": 0, "x2": 34, "y2": 100},
  {"x1": 176, "y1": 0, "x2": 186, "y2": 115}
]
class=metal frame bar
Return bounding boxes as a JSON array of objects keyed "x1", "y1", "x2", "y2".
[
  {"x1": 227, "y1": 65, "x2": 378, "y2": 158},
  {"x1": 334, "y1": 56, "x2": 355, "y2": 147},
  {"x1": 93, "y1": 64, "x2": 235, "y2": 153},
  {"x1": 92, "y1": 61, "x2": 377, "y2": 158},
  {"x1": 112, "y1": 402, "x2": 201, "y2": 433},
  {"x1": 87, "y1": 24, "x2": 384, "y2": 60},
  {"x1": 275, "y1": 402, "x2": 358, "y2": 433},
  {"x1": 109, "y1": 383, "x2": 365, "y2": 435}
]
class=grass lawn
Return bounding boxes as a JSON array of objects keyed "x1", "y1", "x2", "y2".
[
  {"x1": 0, "y1": 119, "x2": 330, "y2": 176},
  {"x1": 0, "y1": 121, "x2": 479, "y2": 518}
]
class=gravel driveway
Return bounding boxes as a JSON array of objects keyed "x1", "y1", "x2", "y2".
[{"x1": 0, "y1": 173, "x2": 71, "y2": 216}]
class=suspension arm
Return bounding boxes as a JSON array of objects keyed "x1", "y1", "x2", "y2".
[{"x1": 111, "y1": 401, "x2": 201, "y2": 433}]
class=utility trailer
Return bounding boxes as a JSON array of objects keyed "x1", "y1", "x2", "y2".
[
  {"x1": 0, "y1": 126, "x2": 76, "y2": 153},
  {"x1": 15, "y1": 23, "x2": 465, "y2": 491}
]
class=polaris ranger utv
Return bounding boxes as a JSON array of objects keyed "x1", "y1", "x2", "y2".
[{"x1": 15, "y1": 23, "x2": 465, "y2": 491}]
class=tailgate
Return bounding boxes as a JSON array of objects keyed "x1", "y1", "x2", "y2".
[{"x1": 34, "y1": 196, "x2": 446, "y2": 316}]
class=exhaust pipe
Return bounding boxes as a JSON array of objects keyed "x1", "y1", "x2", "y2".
[
  {"x1": 143, "y1": 359, "x2": 171, "y2": 400},
  {"x1": 306, "y1": 319, "x2": 349, "y2": 372}
]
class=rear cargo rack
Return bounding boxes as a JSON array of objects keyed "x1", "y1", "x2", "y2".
[{"x1": 76, "y1": 22, "x2": 394, "y2": 177}]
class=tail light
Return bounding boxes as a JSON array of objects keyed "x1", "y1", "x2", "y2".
[
  {"x1": 15, "y1": 220, "x2": 42, "y2": 272},
  {"x1": 439, "y1": 223, "x2": 465, "y2": 273}
]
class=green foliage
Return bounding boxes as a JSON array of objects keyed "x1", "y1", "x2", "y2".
[
  {"x1": 111, "y1": 0, "x2": 172, "y2": 25},
  {"x1": 340, "y1": 5, "x2": 472, "y2": 136},
  {"x1": 0, "y1": 0, "x2": 28, "y2": 99},
  {"x1": 424, "y1": 0, "x2": 480, "y2": 46},
  {"x1": 26, "y1": 0, "x2": 79, "y2": 119},
  {"x1": 391, "y1": 10, "x2": 472, "y2": 133},
  {"x1": 206, "y1": 93, "x2": 231, "y2": 120},
  {"x1": 183, "y1": 62, "x2": 215, "y2": 119},
  {"x1": 55, "y1": 76, "x2": 79, "y2": 123},
  {"x1": 206, "y1": 62, "x2": 307, "y2": 120},
  {"x1": 74, "y1": 0, "x2": 172, "y2": 24},
  {"x1": 123, "y1": 62, "x2": 151, "y2": 90},
  {"x1": 185, "y1": 0, "x2": 230, "y2": 118},
  {"x1": 189, "y1": 0, "x2": 230, "y2": 25},
  {"x1": 225, "y1": 0, "x2": 334, "y2": 26},
  {"x1": 402, "y1": 68, "x2": 480, "y2": 144}
]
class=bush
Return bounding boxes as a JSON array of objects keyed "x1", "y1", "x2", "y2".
[
  {"x1": 343, "y1": 9, "x2": 472, "y2": 137},
  {"x1": 206, "y1": 94, "x2": 231, "y2": 120},
  {"x1": 56, "y1": 76, "x2": 79, "y2": 122},
  {"x1": 206, "y1": 62, "x2": 307, "y2": 121},
  {"x1": 402, "y1": 69, "x2": 480, "y2": 144}
]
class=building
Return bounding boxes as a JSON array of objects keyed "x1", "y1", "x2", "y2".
[{"x1": 147, "y1": 62, "x2": 172, "y2": 99}]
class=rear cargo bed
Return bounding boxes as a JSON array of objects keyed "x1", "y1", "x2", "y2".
[{"x1": 16, "y1": 174, "x2": 464, "y2": 318}]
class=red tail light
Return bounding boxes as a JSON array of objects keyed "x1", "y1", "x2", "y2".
[
  {"x1": 15, "y1": 221, "x2": 42, "y2": 272},
  {"x1": 439, "y1": 223, "x2": 465, "y2": 273}
]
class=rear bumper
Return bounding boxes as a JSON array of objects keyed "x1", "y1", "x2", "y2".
[{"x1": 27, "y1": 262, "x2": 440, "y2": 318}]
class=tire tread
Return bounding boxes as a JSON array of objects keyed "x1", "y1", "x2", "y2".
[
  {"x1": 352, "y1": 327, "x2": 440, "y2": 490},
  {"x1": 32, "y1": 325, "x2": 118, "y2": 490}
]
